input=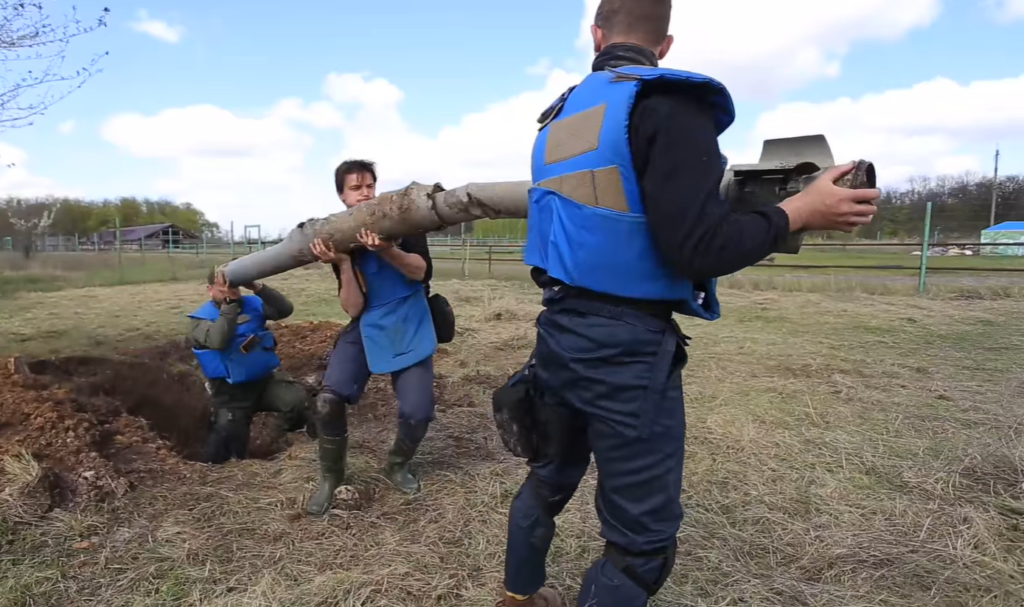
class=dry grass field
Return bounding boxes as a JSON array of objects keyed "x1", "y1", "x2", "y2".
[{"x1": 1, "y1": 263, "x2": 1022, "y2": 606}]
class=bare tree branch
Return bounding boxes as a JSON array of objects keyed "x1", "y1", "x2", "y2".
[{"x1": 0, "y1": 2, "x2": 110, "y2": 131}]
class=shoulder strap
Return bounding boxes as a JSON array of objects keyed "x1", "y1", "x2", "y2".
[
  {"x1": 332, "y1": 259, "x2": 367, "y2": 295},
  {"x1": 537, "y1": 84, "x2": 578, "y2": 130}
]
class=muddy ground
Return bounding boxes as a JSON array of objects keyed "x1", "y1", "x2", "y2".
[{"x1": 0, "y1": 321, "x2": 454, "y2": 513}]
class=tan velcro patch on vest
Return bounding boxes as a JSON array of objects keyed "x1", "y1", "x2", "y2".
[
  {"x1": 537, "y1": 166, "x2": 629, "y2": 213},
  {"x1": 543, "y1": 104, "x2": 606, "y2": 165}
]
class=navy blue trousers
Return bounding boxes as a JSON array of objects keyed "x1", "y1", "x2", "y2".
[
  {"x1": 321, "y1": 321, "x2": 435, "y2": 424},
  {"x1": 503, "y1": 292, "x2": 689, "y2": 606}
]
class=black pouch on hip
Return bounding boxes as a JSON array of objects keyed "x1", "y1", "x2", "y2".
[
  {"x1": 491, "y1": 355, "x2": 540, "y2": 460},
  {"x1": 428, "y1": 293, "x2": 456, "y2": 344}
]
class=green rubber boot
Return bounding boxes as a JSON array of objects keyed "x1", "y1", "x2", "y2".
[
  {"x1": 305, "y1": 435, "x2": 347, "y2": 516},
  {"x1": 384, "y1": 421, "x2": 428, "y2": 494}
]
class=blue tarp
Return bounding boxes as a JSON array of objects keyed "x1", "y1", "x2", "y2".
[{"x1": 983, "y1": 221, "x2": 1024, "y2": 231}]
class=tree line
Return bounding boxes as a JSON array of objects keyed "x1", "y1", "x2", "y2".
[
  {"x1": 0, "y1": 196, "x2": 222, "y2": 246},
  {"x1": 849, "y1": 171, "x2": 1022, "y2": 242}
]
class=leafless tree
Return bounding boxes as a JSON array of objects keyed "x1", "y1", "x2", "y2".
[
  {"x1": 0, "y1": 2, "x2": 110, "y2": 131},
  {"x1": 4, "y1": 195, "x2": 55, "y2": 256}
]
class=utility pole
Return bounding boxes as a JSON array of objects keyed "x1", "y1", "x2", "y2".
[{"x1": 989, "y1": 146, "x2": 1000, "y2": 227}]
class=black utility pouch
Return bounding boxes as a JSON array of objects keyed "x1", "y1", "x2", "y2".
[
  {"x1": 491, "y1": 356, "x2": 540, "y2": 460},
  {"x1": 428, "y1": 293, "x2": 456, "y2": 344}
]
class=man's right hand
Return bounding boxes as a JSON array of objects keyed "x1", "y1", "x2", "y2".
[
  {"x1": 310, "y1": 238, "x2": 349, "y2": 264},
  {"x1": 780, "y1": 162, "x2": 880, "y2": 233}
]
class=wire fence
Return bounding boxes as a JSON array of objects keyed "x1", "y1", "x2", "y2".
[{"x1": 3, "y1": 203, "x2": 1023, "y2": 296}]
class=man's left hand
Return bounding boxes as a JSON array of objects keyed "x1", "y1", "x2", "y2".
[
  {"x1": 356, "y1": 228, "x2": 394, "y2": 251},
  {"x1": 213, "y1": 271, "x2": 242, "y2": 302}
]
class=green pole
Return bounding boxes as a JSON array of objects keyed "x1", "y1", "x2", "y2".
[
  {"x1": 115, "y1": 217, "x2": 123, "y2": 283},
  {"x1": 917, "y1": 200, "x2": 932, "y2": 294}
]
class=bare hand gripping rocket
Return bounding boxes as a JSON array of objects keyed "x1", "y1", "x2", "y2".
[{"x1": 221, "y1": 134, "x2": 876, "y2": 286}]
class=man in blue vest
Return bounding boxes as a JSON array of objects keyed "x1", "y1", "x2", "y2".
[
  {"x1": 187, "y1": 268, "x2": 313, "y2": 464},
  {"x1": 497, "y1": 1, "x2": 880, "y2": 605},
  {"x1": 304, "y1": 159, "x2": 438, "y2": 516}
]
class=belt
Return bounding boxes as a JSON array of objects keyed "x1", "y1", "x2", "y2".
[{"x1": 553, "y1": 287, "x2": 675, "y2": 323}]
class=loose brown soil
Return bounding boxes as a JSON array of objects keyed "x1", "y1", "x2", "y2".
[
  {"x1": 0, "y1": 321, "x2": 467, "y2": 514},
  {"x1": 0, "y1": 322, "x2": 346, "y2": 511}
]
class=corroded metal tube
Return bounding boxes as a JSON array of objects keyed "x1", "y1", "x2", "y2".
[{"x1": 222, "y1": 181, "x2": 530, "y2": 285}]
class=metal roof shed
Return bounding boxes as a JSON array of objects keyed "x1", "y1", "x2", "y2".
[{"x1": 90, "y1": 223, "x2": 200, "y2": 250}]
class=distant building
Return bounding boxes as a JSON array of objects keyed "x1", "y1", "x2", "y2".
[
  {"x1": 85, "y1": 223, "x2": 201, "y2": 250},
  {"x1": 980, "y1": 221, "x2": 1024, "y2": 256}
]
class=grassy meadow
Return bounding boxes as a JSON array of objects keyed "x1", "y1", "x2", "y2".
[{"x1": 1, "y1": 259, "x2": 1022, "y2": 606}]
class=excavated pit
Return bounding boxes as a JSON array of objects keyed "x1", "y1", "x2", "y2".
[
  {"x1": 0, "y1": 321, "x2": 467, "y2": 513},
  {"x1": 0, "y1": 322, "x2": 342, "y2": 511},
  {"x1": 15, "y1": 354, "x2": 214, "y2": 461}
]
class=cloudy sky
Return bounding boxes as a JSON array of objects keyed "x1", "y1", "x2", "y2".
[{"x1": 2, "y1": 0, "x2": 1023, "y2": 235}]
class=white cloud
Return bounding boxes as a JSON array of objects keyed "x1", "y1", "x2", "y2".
[
  {"x1": 526, "y1": 58, "x2": 554, "y2": 76},
  {"x1": 324, "y1": 73, "x2": 405, "y2": 107},
  {"x1": 725, "y1": 74, "x2": 1024, "y2": 186},
  {"x1": 932, "y1": 155, "x2": 983, "y2": 175},
  {"x1": 324, "y1": 70, "x2": 580, "y2": 190},
  {"x1": 101, "y1": 104, "x2": 313, "y2": 159},
  {"x1": 577, "y1": 0, "x2": 941, "y2": 99},
  {"x1": 984, "y1": 0, "x2": 1024, "y2": 21},
  {"x1": 56, "y1": 120, "x2": 75, "y2": 134},
  {"x1": 99, "y1": 103, "x2": 326, "y2": 230},
  {"x1": 128, "y1": 10, "x2": 184, "y2": 44},
  {"x1": 269, "y1": 98, "x2": 345, "y2": 129},
  {"x1": 0, "y1": 143, "x2": 81, "y2": 198}
]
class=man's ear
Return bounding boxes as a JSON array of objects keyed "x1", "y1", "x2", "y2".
[{"x1": 657, "y1": 34, "x2": 674, "y2": 60}]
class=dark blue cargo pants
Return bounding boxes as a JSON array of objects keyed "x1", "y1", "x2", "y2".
[
  {"x1": 503, "y1": 290, "x2": 689, "y2": 606},
  {"x1": 321, "y1": 321, "x2": 435, "y2": 425}
]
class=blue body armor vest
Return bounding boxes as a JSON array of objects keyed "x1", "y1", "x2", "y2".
[
  {"x1": 354, "y1": 250, "x2": 437, "y2": 374},
  {"x1": 523, "y1": 65, "x2": 736, "y2": 320},
  {"x1": 188, "y1": 295, "x2": 281, "y2": 384}
]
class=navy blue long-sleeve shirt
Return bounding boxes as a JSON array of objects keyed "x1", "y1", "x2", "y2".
[
  {"x1": 628, "y1": 78, "x2": 791, "y2": 282},
  {"x1": 534, "y1": 44, "x2": 791, "y2": 289}
]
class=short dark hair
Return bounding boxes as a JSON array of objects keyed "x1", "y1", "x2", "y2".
[
  {"x1": 594, "y1": 0, "x2": 671, "y2": 48},
  {"x1": 334, "y1": 159, "x2": 377, "y2": 195}
]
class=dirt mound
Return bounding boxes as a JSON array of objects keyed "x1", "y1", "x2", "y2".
[
  {"x1": 0, "y1": 322, "x2": 344, "y2": 512},
  {"x1": 274, "y1": 320, "x2": 342, "y2": 381}
]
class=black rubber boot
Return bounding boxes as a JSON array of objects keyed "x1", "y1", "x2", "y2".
[
  {"x1": 303, "y1": 409, "x2": 319, "y2": 440},
  {"x1": 305, "y1": 435, "x2": 347, "y2": 516},
  {"x1": 203, "y1": 408, "x2": 250, "y2": 464},
  {"x1": 286, "y1": 403, "x2": 318, "y2": 440},
  {"x1": 384, "y1": 421, "x2": 429, "y2": 494}
]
